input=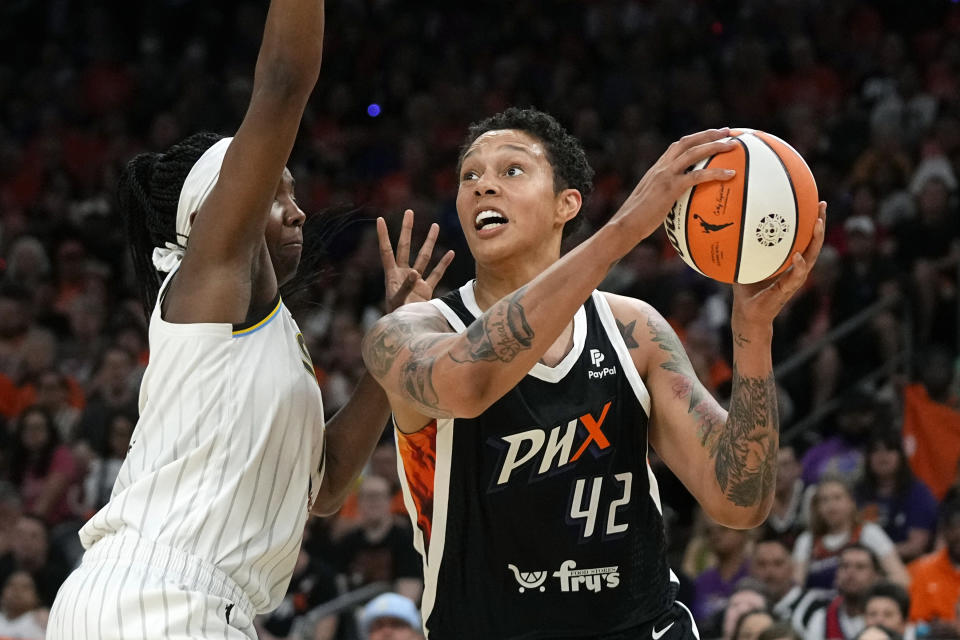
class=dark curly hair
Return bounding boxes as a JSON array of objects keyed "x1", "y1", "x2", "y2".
[
  {"x1": 458, "y1": 107, "x2": 594, "y2": 239},
  {"x1": 116, "y1": 132, "x2": 225, "y2": 315}
]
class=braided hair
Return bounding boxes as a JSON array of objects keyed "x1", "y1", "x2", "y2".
[{"x1": 117, "y1": 132, "x2": 224, "y2": 316}]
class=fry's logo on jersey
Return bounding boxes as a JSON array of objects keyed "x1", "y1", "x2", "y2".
[
  {"x1": 507, "y1": 560, "x2": 620, "y2": 593},
  {"x1": 491, "y1": 401, "x2": 613, "y2": 486}
]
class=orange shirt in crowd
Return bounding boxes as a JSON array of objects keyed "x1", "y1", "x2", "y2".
[
  {"x1": 903, "y1": 383, "x2": 960, "y2": 500},
  {"x1": 908, "y1": 548, "x2": 960, "y2": 623}
]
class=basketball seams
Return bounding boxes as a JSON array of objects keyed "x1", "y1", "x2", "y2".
[
  {"x1": 732, "y1": 136, "x2": 751, "y2": 283},
  {"x1": 754, "y1": 132, "x2": 800, "y2": 278},
  {"x1": 683, "y1": 155, "x2": 713, "y2": 274}
]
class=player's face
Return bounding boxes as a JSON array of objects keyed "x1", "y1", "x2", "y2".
[
  {"x1": 456, "y1": 130, "x2": 575, "y2": 266},
  {"x1": 864, "y1": 596, "x2": 905, "y2": 633},
  {"x1": 265, "y1": 168, "x2": 306, "y2": 286}
]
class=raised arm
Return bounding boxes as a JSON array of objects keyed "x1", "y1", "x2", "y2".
[
  {"x1": 363, "y1": 131, "x2": 739, "y2": 430},
  {"x1": 312, "y1": 212, "x2": 453, "y2": 515},
  {"x1": 167, "y1": 0, "x2": 325, "y2": 323},
  {"x1": 629, "y1": 204, "x2": 826, "y2": 529}
]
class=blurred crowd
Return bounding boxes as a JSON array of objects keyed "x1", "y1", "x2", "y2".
[{"x1": 1, "y1": 0, "x2": 960, "y2": 638}]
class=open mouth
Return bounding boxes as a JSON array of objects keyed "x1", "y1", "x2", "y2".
[{"x1": 474, "y1": 209, "x2": 509, "y2": 231}]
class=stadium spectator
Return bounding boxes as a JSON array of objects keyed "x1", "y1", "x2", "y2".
[
  {"x1": 863, "y1": 582, "x2": 915, "y2": 640},
  {"x1": 359, "y1": 593, "x2": 423, "y2": 640},
  {"x1": 0, "y1": 515, "x2": 70, "y2": 608},
  {"x1": 717, "y1": 580, "x2": 772, "y2": 640},
  {"x1": 751, "y1": 537, "x2": 833, "y2": 634},
  {"x1": 6, "y1": 406, "x2": 79, "y2": 527},
  {"x1": 692, "y1": 519, "x2": 754, "y2": 626},
  {"x1": 766, "y1": 445, "x2": 808, "y2": 548},
  {"x1": 907, "y1": 493, "x2": 960, "y2": 626},
  {"x1": 805, "y1": 544, "x2": 883, "y2": 640},
  {"x1": 0, "y1": 570, "x2": 45, "y2": 639},
  {"x1": 731, "y1": 608, "x2": 776, "y2": 640},
  {"x1": 794, "y1": 477, "x2": 908, "y2": 590},
  {"x1": 801, "y1": 391, "x2": 877, "y2": 487},
  {"x1": 335, "y1": 476, "x2": 422, "y2": 603},
  {"x1": 855, "y1": 430, "x2": 938, "y2": 563}
]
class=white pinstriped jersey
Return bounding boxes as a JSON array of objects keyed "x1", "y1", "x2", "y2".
[{"x1": 79, "y1": 268, "x2": 325, "y2": 613}]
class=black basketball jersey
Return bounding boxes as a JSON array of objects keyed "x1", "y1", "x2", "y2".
[{"x1": 395, "y1": 282, "x2": 681, "y2": 639}]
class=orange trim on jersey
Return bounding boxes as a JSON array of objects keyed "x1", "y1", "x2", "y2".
[{"x1": 397, "y1": 421, "x2": 438, "y2": 547}]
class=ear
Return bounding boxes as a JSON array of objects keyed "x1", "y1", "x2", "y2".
[{"x1": 555, "y1": 188, "x2": 582, "y2": 227}]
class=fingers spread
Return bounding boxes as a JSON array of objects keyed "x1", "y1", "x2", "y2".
[
  {"x1": 376, "y1": 217, "x2": 397, "y2": 270},
  {"x1": 396, "y1": 209, "x2": 415, "y2": 267},
  {"x1": 426, "y1": 250, "x2": 455, "y2": 288},
  {"x1": 413, "y1": 223, "x2": 440, "y2": 274}
]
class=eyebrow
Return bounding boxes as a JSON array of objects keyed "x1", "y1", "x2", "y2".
[{"x1": 462, "y1": 143, "x2": 538, "y2": 162}]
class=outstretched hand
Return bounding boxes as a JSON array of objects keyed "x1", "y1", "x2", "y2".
[
  {"x1": 732, "y1": 201, "x2": 827, "y2": 329},
  {"x1": 378, "y1": 209, "x2": 455, "y2": 312}
]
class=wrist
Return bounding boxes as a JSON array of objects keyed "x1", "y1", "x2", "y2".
[{"x1": 731, "y1": 319, "x2": 773, "y2": 345}]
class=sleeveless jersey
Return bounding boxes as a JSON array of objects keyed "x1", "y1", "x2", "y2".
[
  {"x1": 79, "y1": 267, "x2": 326, "y2": 613},
  {"x1": 396, "y1": 281, "x2": 679, "y2": 639}
]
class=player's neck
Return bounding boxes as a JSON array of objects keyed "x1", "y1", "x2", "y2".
[{"x1": 472, "y1": 255, "x2": 557, "y2": 311}]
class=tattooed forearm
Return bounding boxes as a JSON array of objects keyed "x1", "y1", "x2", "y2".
[
  {"x1": 450, "y1": 287, "x2": 534, "y2": 363},
  {"x1": 709, "y1": 365, "x2": 778, "y2": 508}
]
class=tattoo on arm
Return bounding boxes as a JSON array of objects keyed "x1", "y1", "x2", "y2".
[
  {"x1": 399, "y1": 335, "x2": 453, "y2": 417},
  {"x1": 733, "y1": 333, "x2": 751, "y2": 348},
  {"x1": 450, "y1": 287, "x2": 534, "y2": 363},
  {"x1": 646, "y1": 314, "x2": 777, "y2": 508},
  {"x1": 364, "y1": 322, "x2": 415, "y2": 378},
  {"x1": 616, "y1": 318, "x2": 640, "y2": 349},
  {"x1": 706, "y1": 365, "x2": 778, "y2": 508},
  {"x1": 647, "y1": 315, "x2": 706, "y2": 412}
]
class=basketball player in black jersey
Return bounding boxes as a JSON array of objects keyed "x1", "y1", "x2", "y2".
[{"x1": 362, "y1": 108, "x2": 827, "y2": 639}]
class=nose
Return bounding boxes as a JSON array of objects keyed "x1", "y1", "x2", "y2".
[
  {"x1": 474, "y1": 174, "x2": 499, "y2": 197},
  {"x1": 286, "y1": 203, "x2": 306, "y2": 227}
]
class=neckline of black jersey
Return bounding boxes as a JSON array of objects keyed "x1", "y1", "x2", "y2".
[
  {"x1": 233, "y1": 291, "x2": 282, "y2": 332},
  {"x1": 458, "y1": 280, "x2": 587, "y2": 379}
]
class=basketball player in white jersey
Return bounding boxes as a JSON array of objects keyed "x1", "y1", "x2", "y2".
[
  {"x1": 361, "y1": 108, "x2": 828, "y2": 639},
  {"x1": 46, "y1": 1, "x2": 451, "y2": 638}
]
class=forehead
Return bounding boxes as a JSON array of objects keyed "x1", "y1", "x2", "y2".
[
  {"x1": 463, "y1": 129, "x2": 546, "y2": 161},
  {"x1": 840, "y1": 550, "x2": 872, "y2": 566},
  {"x1": 867, "y1": 596, "x2": 898, "y2": 610}
]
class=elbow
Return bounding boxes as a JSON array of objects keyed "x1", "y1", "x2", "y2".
[
  {"x1": 310, "y1": 487, "x2": 346, "y2": 518},
  {"x1": 254, "y1": 56, "x2": 320, "y2": 101},
  {"x1": 705, "y1": 499, "x2": 773, "y2": 530}
]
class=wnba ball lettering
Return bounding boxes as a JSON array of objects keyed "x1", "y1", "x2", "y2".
[{"x1": 665, "y1": 129, "x2": 818, "y2": 284}]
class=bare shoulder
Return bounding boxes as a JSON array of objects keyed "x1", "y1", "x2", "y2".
[{"x1": 597, "y1": 292, "x2": 666, "y2": 378}]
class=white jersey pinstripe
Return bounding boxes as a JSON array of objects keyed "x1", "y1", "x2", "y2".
[{"x1": 77, "y1": 267, "x2": 325, "y2": 614}]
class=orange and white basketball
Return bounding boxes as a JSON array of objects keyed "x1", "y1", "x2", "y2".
[{"x1": 663, "y1": 129, "x2": 818, "y2": 284}]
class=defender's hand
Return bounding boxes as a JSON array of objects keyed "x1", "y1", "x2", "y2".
[{"x1": 378, "y1": 209, "x2": 455, "y2": 312}]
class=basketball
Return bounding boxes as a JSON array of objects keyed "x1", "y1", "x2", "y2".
[{"x1": 663, "y1": 129, "x2": 818, "y2": 284}]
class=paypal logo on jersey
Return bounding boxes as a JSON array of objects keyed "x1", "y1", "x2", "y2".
[
  {"x1": 490, "y1": 402, "x2": 613, "y2": 486},
  {"x1": 590, "y1": 348, "x2": 604, "y2": 367},
  {"x1": 588, "y1": 348, "x2": 616, "y2": 379}
]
